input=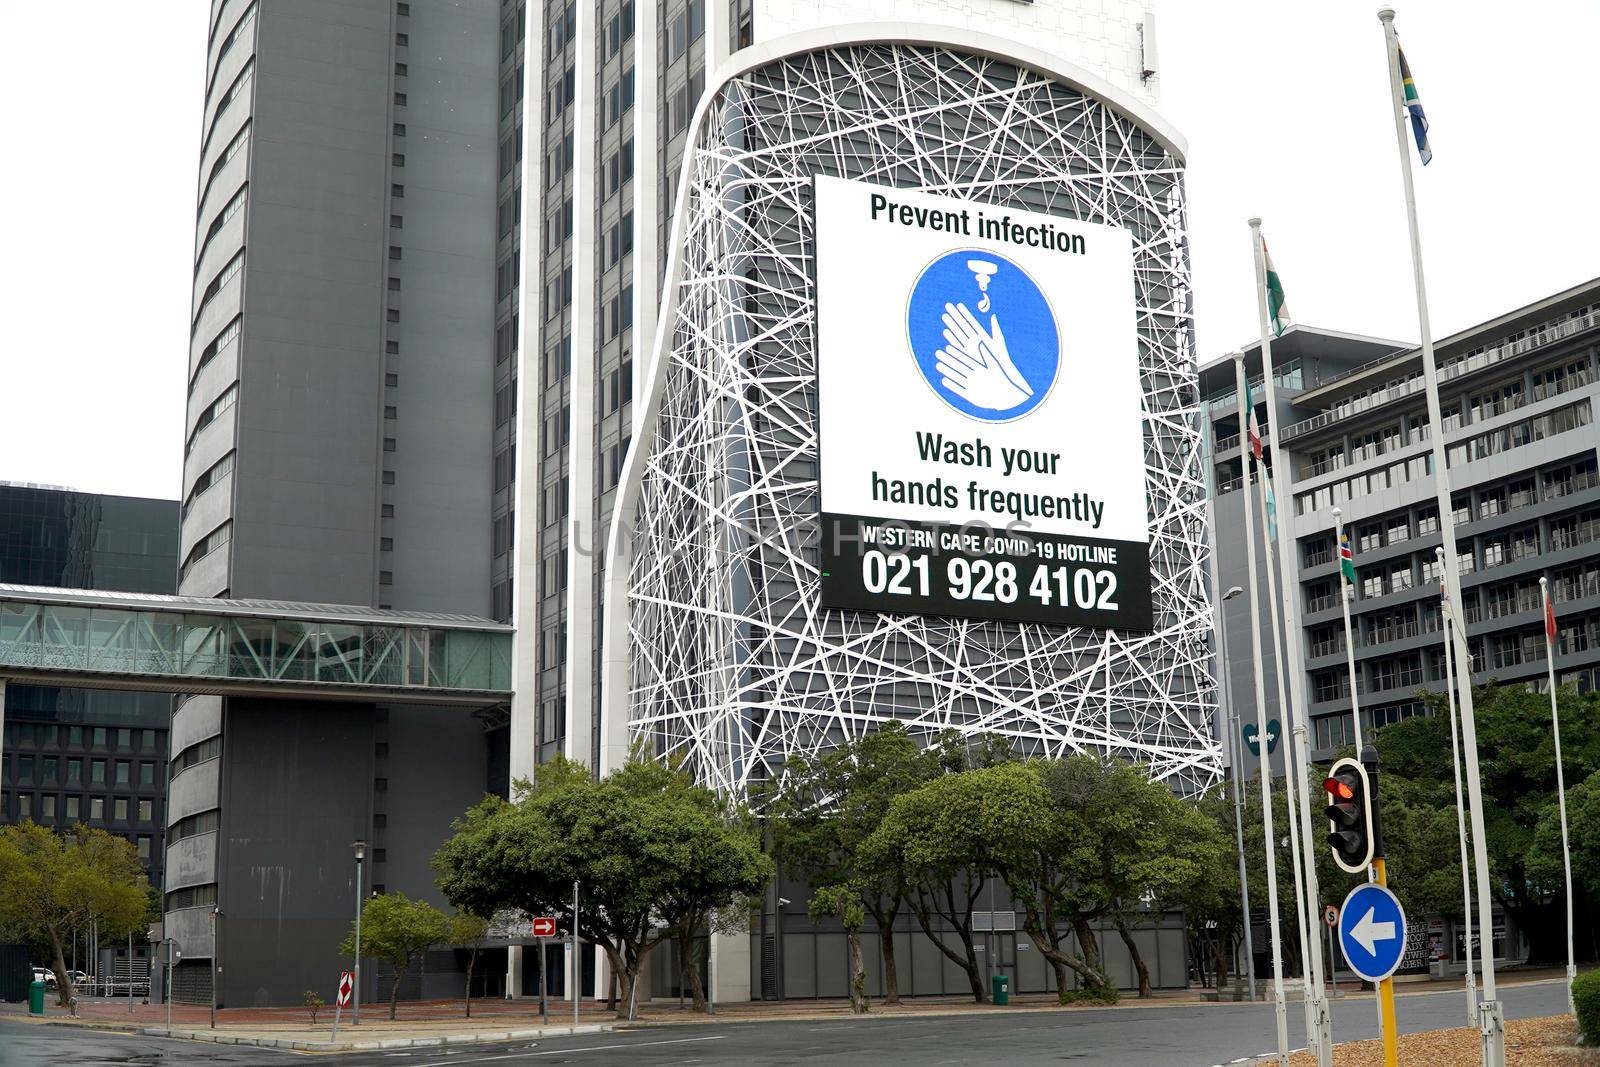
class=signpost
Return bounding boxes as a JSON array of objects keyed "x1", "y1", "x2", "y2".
[
  {"x1": 331, "y1": 970, "x2": 353, "y2": 1042},
  {"x1": 162, "y1": 939, "x2": 182, "y2": 1032},
  {"x1": 532, "y1": 917, "x2": 556, "y2": 1024}
]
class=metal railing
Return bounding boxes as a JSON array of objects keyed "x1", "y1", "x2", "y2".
[{"x1": 1280, "y1": 307, "x2": 1600, "y2": 442}]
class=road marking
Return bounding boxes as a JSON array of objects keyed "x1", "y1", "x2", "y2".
[{"x1": 412, "y1": 1035, "x2": 726, "y2": 1066}]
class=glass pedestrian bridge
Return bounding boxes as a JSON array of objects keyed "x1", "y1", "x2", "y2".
[{"x1": 0, "y1": 585, "x2": 512, "y2": 707}]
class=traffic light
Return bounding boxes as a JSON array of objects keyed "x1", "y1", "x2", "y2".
[{"x1": 1323, "y1": 757, "x2": 1375, "y2": 873}]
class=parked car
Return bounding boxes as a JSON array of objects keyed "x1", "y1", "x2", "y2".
[
  {"x1": 66, "y1": 970, "x2": 89, "y2": 987},
  {"x1": 30, "y1": 967, "x2": 56, "y2": 989}
]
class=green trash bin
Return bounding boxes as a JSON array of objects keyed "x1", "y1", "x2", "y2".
[
  {"x1": 28, "y1": 980, "x2": 45, "y2": 1015},
  {"x1": 991, "y1": 973, "x2": 1009, "y2": 1006}
]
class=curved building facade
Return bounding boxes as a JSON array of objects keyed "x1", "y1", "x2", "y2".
[{"x1": 603, "y1": 29, "x2": 1219, "y2": 798}]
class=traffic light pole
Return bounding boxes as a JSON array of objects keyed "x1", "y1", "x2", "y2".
[{"x1": 1363, "y1": 748, "x2": 1399, "y2": 1067}]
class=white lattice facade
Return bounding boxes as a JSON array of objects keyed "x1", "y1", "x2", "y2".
[{"x1": 605, "y1": 31, "x2": 1219, "y2": 798}]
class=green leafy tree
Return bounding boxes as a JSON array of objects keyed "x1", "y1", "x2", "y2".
[
  {"x1": 767, "y1": 721, "x2": 943, "y2": 1005},
  {"x1": 1185, "y1": 786, "x2": 1247, "y2": 990},
  {"x1": 1529, "y1": 769, "x2": 1600, "y2": 914},
  {"x1": 865, "y1": 761, "x2": 1047, "y2": 1003},
  {"x1": 1376, "y1": 684, "x2": 1600, "y2": 965},
  {"x1": 340, "y1": 892, "x2": 451, "y2": 1020},
  {"x1": 450, "y1": 911, "x2": 491, "y2": 1017},
  {"x1": 434, "y1": 753, "x2": 771, "y2": 1019},
  {"x1": 1001, "y1": 755, "x2": 1220, "y2": 1001},
  {"x1": 0, "y1": 824, "x2": 149, "y2": 1006},
  {"x1": 809, "y1": 884, "x2": 869, "y2": 1014}
]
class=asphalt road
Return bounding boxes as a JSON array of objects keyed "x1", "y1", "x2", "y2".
[{"x1": 0, "y1": 979, "x2": 1567, "y2": 1067}]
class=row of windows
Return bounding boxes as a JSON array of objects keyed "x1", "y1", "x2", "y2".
[
  {"x1": 4, "y1": 792, "x2": 159, "y2": 828},
  {"x1": 604, "y1": 68, "x2": 635, "y2": 128},
  {"x1": 604, "y1": 138, "x2": 634, "y2": 198},
  {"x1": 195, "y1": 183, "x2": 248, "y2": 274},
  {"x1": 6, "y1": 722, "x2": 162, "y2": 752},
  {"x1": 171, "y1": 808, "x2": 221, "y2": 843},
  {"x1": 191, "y1": 315, "x2": 242, "y2": 392},
  {"x1": 5, "y1": 753, "x2": 160, "y2": 788},
  {"x1": 1295, "y1": 399, "x2": 1593, "y2": 516},
  {"x1": 186, "y1": 382, "x2": 239, "y2": 457},
  {"x1": 180, "y1": 520, "x2": 232, "y2": 581},
  {"x1": 194, "y1": 249, "x2": 245, "y2": 332},
  {"x1": 206, "y1": 0, "x2": 257, "y2": 99},
  {"x1": 604, "y1": 211, "x2": 634, "y2": 268},
  {"x1": 605, "y1": 1, "x2": 637, "y2": 58},
  {"x1": 166, "y1": 883, "x2": 217, "y2": 911},
  {"x1": 664, "y1": 0, "x2": 704, "y2": 63},
  {"x1": 200, "y1": 58, "x2": 255, "y2": 163},
  {"x1": 182, "y1": 451, "x2": 235, "y2": 520},
  {"x1": 170, "y1": 735, "x2": 222, "y2": 777},
  {"x1": 603, "y1": 284, "x2": 633, "y2": 340},
  {"x1": 198, "y1": 122, "x2": 250, "y2": 219}
]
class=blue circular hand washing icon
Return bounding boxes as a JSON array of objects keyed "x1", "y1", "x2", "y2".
[{"x1": 906, "y1": 250, "x2": 1060, "y2": 422}]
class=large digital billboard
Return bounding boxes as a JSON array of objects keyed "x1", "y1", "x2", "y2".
[{"x1": 815, "y1": 175, "x2": 1152, "y2": 630}]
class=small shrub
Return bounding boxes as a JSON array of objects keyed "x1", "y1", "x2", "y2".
[
  {"x1": 303, "y1": 989, "x2": 325, "y2": 1026},
  {"x1": 1059, "y1": 984, "x2": 1120, "y2": 1006},
  {"x1": 1574, "y1": 969, "x2": 1600, "y2": 1045}
]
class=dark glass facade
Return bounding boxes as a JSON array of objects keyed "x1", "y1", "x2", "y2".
[{"x1": 0, "y1": 484, "x2": 179, "y2": 886}]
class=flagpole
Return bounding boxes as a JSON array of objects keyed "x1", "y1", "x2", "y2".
[
  {"x1": 1202, "y1": 409, "x2": 1259, "y2": 1001},
  {"x1": 1377, "y1": 11, "x2": 1504, "y2": 1064},
  {"x1": 1253, "y1": 459, "x2": 1317, "y2": 1046},
  {"x1": 1248, "y1": 220, "x2": 1332, "y2": 1067},
  {"x1": 1234, "y1": 353, "x2": 1290, "y2": 1067},
  {"x1": 1332, "y1": 508, "x2": 1363, "y2": 752},
  {"x1": 1438, "y1": 547, "x2": 1477, "y2": 1026},
  {"x1": 1539, "y1": 576, "x2": 1576, "y2": 1014}
]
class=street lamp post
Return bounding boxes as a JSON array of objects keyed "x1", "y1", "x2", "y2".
[
  {"x1": 352, "y1": 841, "x2": 366, "y2": 1026},
  {"x1": 1219, "y1": 584, "x2": 1257, "y2": 1000}
]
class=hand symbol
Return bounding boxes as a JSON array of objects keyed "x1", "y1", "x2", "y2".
[{"x1": 934, "y1": 302, "x2": 1034, "y2": 411}]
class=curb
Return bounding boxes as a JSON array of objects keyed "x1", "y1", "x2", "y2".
[{"x1": 131, "y1": 1022, "x2": 616, "y2": 1051}]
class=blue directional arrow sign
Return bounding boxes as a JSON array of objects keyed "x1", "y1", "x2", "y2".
[{"x1": 1337, "y1": 882, "x2": 1407, "y2": 983}]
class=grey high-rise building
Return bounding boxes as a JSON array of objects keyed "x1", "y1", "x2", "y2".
[
  {"x1": 1204, "y1": 280, "x2": 1600, "y2": 971},
  {"x1": 179, "y1": 0, "x2": 1176, "y2": 1006}
]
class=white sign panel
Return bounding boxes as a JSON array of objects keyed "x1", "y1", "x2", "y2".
[{"x1": 814, "y1": 175, "x2": 1151, "y2": 629}]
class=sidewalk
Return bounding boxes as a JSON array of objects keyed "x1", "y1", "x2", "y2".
[{"x1": 0, "y1": 997, "x2": 616, "y2": 1052}]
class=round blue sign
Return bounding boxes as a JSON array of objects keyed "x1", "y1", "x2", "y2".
[
  {"x1": 1337, "y1": 882, "x2": 1408, "y2": 983},
  {"x1": 906, "y1": 250, "x2": 1060, "y2": 422}
]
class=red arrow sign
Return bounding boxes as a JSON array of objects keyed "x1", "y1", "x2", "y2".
[
  {"x1": 532, "y1": 917, "x2": 557, "y2": 938},
  {"x1": 337, "y1": 971, "x2": 354, "y2": 1007}
]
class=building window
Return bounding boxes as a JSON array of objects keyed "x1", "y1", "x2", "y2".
[
  {"x1": 392, "y1": 153, "x2": 406, "y2": 167},
  {"x1": 115, "y1": 761, "x2": 130, "y2": 785},
  {"x1": 114, "y1": 798, "x2": 129, "y2": 822},
  {"x1": 90, "y1": 797, "x2": 105, "y2": 821},
  {"x1": 91, "y1": 759, "x2": 106, "y2": 784},
  {"x1": 138, "y1": 799, "x2": 154, "y2": 823},
  {"x1": 65, "y1": 796, "x2": 79, "y2": 821},
  {"x1": 389, "y1": 245, "x2": 403, "y2": 260}
]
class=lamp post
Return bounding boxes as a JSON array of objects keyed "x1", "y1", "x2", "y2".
[
  {"x1": 1218, "y1": 583, "x2": 1257, "y2": 1000},
  {"x1": 352, "y1": 841, "x2": 366, "y2": 1026}
]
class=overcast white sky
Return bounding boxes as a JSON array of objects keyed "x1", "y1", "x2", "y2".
[{"x1": 1, "y1": 2, "x2": 1595, "y2": 500}]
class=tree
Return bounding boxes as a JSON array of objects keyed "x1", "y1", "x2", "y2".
[
  {"x1": 1529, "y1": 768, "x2": 1600, "y2": 939},
  {"x1": 1377, "y1": 685, "x2": 1600, "y2": 966},
  {"x1": 0, "y1": 824, "x2": 149, "y2": 1006},
  {"x1": 434, "y1": 753, "x2": 771, "y2": 1020},
  {"x1": 865, "y1": 761, "x2": 1047, "y2": 1003},
  {"x1": 450, "y1": 911, "x2": 491, "y2": 1017},
  {"x1": 340, "y1": 893, "x2": 451, "y2": 1020},
  {"x1": 1000, "y1": 755, "x2": 1218, "y2": 1002},
  {"x1": 810, "y1": 884, "x2": 869, "y2": 1013},
  {"x1": 1184, "y1": 787, "x2": 1247, "y2": 990},
  {"x1": 768, "y1": 721, "x2": 944, "y2": 1005}
]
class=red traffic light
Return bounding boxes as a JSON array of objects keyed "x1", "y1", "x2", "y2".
[{"x1": 1323, "y1": 777, "x2": 1355, "y2": 801}]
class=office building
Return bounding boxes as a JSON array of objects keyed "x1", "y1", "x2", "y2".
[
  {"x1": 178, "y1": 0, "x2": 1198, "y2": 1005},
  {"x1": 0, "y1": 482, "x2": 178, "y2": 889},
  {"x1": 1205, "y1": 276, "x2": 1600, "y2": 968}
]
